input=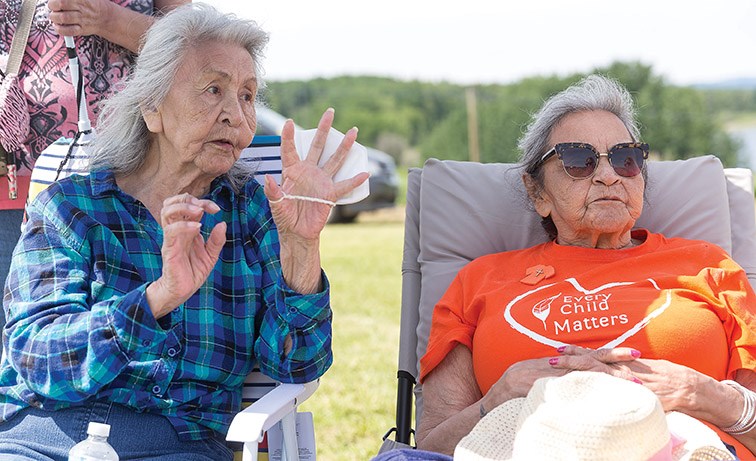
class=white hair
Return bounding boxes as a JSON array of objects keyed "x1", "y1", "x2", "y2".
[{"x1": 90, "y1": 3, "x2": 269, "y2": 191}]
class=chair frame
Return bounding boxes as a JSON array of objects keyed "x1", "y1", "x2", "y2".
[{"x1": 227, "y1": 380, "x2": 319, "y2": 461}]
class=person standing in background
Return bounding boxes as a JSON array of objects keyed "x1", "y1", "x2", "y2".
[{"x1": 0, "y1": 0, "x2": 189, "y2": 324}]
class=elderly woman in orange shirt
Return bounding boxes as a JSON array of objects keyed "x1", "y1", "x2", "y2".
[{"x1": 414, "y1": 75, "x2": 756, "y2": 459}]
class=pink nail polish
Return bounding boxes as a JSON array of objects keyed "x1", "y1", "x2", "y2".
[
  {"x1": 557, "y1": 346, "x2": 566, "y2": 353},
  {"x1": 548, "y1": 358, "x2": 559, "y2": 366},
  {"x1": 633, "y1": 378, "x2": 643, "y2": 384},
  {"x1": 631, "y1": 349, "x2": 642, "y2": 358}
]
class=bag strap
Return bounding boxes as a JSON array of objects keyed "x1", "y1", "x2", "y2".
[{"x1": 6, "y1": 0, "x2": 36, "y2": 76}]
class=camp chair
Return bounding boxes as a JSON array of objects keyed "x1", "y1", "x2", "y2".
[{"x1": 380, "y1": 155, "x2": 756, "y2": 451}]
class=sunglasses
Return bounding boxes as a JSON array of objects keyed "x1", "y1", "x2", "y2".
[{"x1": 529, "y1": 142, "x2": 649, "y2": 179}]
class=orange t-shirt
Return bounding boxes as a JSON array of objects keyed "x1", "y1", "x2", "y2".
[{"x1": 420, "y1": 230, "x2": 756, "y2": 457}]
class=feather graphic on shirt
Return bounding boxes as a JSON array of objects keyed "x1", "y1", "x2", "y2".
[{"x1": 532, "y1": 293, "x2": 561, "y2": 331}]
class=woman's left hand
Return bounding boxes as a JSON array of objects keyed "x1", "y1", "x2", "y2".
[
  {"x1": 615, "y1": 358, "x2": 752, "y2": 442},
  {"x1": 263, "y1": 108, "x2": 369, "y2": 240},
  {"x1": 557, "y1": 346, "x2": 706, "y2": 413},
  {"x1": 619, "y1": 358, "x2": 709, "y2": 412}
]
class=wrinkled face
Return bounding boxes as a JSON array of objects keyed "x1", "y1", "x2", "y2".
[
  {"x1": 531, "y1": 110, "x2": 645, "y2": 239},
  {"x1": 144, "y1": 41, "x2": 258, "y2": 179}
]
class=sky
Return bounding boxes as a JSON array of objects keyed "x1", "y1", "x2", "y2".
[{"x1": 202, "y1": 0, "x2": 756, "y2": 87}]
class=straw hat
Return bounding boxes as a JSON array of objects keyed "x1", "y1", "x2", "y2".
[{"x1": 454, "y1": 371, "x2": 735, "y2": 461}]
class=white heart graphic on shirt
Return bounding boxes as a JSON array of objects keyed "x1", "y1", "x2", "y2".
[{"x1": 503, "y1": 277, "x2": 671, "y2": 349}]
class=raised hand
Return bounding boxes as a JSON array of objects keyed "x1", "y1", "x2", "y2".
[
  {"x1": 263, "y1": 108, "x2": 369, "y2": 241},
  {"x1": 146, "y1": 194, "x2": 226, "y2": 319}
]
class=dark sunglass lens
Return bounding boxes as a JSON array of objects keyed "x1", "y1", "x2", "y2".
[
  {"x1": 560, "y1": 147, "x2": 596, "y2": 178},
  {"x1": 611, "y1": 147, "x2": 644, "y2": 177}
]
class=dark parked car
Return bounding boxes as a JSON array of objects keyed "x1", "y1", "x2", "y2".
[{"x1": 254, "y1": 105, "x2": 399, "y2": 223}]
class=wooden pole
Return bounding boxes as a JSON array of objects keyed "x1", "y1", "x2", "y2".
[{"x1": 466, "y1": 87, "x2": 480, "y2": 162}]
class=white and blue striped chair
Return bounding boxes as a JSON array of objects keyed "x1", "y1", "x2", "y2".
[{"x1": 227, "y1": 137, "x2": 320, "y2": 461}]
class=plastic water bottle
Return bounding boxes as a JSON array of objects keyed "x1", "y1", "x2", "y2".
[{"x1": 68, "y1": 422, "x2": 119, "y2": 461}]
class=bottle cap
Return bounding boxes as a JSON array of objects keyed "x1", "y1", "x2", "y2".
[{"x1": 87, "y1": 421, "x2": 111, "y2": 437}]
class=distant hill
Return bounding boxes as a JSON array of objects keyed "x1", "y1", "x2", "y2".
[{"x1": 693, "y1": 78, "x2": 756, "y2": 90}]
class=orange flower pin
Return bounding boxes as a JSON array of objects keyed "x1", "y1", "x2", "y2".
[{"x1": 520, "y1": 264, "x2": 555, "y2": 285}]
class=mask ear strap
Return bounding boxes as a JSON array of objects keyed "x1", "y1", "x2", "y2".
[{"x1": 269, "y1": 193, "x2": 336, "y2": 207}]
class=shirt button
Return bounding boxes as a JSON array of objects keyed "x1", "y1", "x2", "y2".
[
  {"x1": 142, "y1": 339, "x2": 151, "y2": 347},
  {"x1": 289, "y1": 307, "x2": 297, "y2": 314},
  {"x1": 167, "y1": 348, "x2": 177, "y2": 357},
  {"x1": 152, "y1": 385, "x2": 161, "y2": 395}
]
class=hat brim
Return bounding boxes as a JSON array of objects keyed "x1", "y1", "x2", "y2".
[
  {"x1": 453, "y1": 397, "x2": 526, "y2": 460},
  {"x1": 454, "y1": 373, "x2": 736, "y2": 461}
]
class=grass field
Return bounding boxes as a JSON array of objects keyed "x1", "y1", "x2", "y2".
[{"x1": 299, "y1": 207, "x2": 406, "y2": 460}]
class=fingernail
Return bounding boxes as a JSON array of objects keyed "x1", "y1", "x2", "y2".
[
  {"x1": 633, "y1": 378, "x2": 643, "y2": 385},
  {"x1": 631, "y1": 349, "x2": 641, "y2": 358},
  {"x1": 548, "y1": 358, "x2": 559, "y2": 366},
  {"x1": 556, "y1": 346, "x2": 566, "y2": 353}
]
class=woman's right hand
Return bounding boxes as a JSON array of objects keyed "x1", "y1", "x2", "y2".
[
  {"x1": 484, "y1": 346, "x2": 642, "y2": 411},
  {"x1": 48, "y1": 0, "x2": 110, "y2": 38},
  {"x1": 483, "y1": 357, "x2": 568, "y2": 408},
  {"x1": 418, "y1": 345, "x2": 642, "y2": 455},
  {"x1": 48, "y1": 0, "x2": 189, "y2": 53},
  {"x1": 146, "y1": 194, "x2": 226, "y2": 319}
]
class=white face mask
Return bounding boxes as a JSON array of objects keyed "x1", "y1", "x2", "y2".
[{"x1": 294, "y1": 127, "x2": 371, "y2": 205}]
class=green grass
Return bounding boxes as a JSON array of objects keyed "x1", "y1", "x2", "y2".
[
  {"x1": 396, "y1": 168, "x2": 409, "y2": 207},
  {"x1": 299, "y1": 217, "x2": 404, "y2": 460}
]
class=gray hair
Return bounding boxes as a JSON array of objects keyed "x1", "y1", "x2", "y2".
[
  {"x1": 89, "y1": 3, "x2": 269, "y2": 191},
  {"x1": 518, "y1": 74, "x2": 641, "y2": 170},
  {"x1": 518, "y1": 75, "x2": 644, "y2": 239}
]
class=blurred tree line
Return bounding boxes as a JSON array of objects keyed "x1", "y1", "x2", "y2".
[{"x1": 262, "y1": 61, "x2": 756, "y2": 168}]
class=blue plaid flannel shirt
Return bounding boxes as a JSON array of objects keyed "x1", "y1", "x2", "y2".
[{"x1": 0, "y1": 170, "x2": 333, "y2": 441}]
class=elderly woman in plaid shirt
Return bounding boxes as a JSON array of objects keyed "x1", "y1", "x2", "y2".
[{"x1": 0, "y1": 4, "x2": 366, "y2": 459}]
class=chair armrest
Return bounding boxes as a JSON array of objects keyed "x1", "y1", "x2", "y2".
[{"x1": 226, "y1": 380, "x2": 319, "y2": 443}]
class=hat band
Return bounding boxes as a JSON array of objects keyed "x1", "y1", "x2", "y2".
[{"x1": 646, "y1": 433, "x2": 684, "y2": 461}]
